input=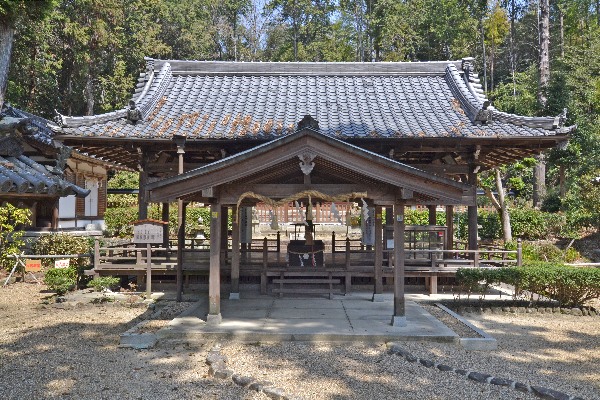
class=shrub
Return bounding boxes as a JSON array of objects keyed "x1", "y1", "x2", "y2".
[
  {"x1": 44, "y1": 267, "x2": 77, "y2": 295},
  {"x1": 87, "y1": 276, "x2": 120, "y2": 292},
  {"x1": 33, "y1": 234, "x2": 92, "y2": 288},
  {"x1": 104, "y1": 204, "x2": 218, "y2": 239},
  {"x1": 455, "y1": 263, "x2": 600, "y2": 307},
  {"x1": 104, "y1": 207, "x2": 138, "y2": 237},
  {"x1": 516, "y1": 241, "x2": 581, "y2": 263},
  {"x1": 0, "y1": 204, "x2": 31, "y2": 270},
  {"x1": 32, "y1": 234, "x2": 91, "y2": 269},
  {"x1": 455, "y1": 208, "x2": 570, "y2": 241}
]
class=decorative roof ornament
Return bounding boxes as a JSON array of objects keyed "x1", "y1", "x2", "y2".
[
  {"x1": 461, "y1": 57, "x2": 475, "y2": 80},
  {"x1": 53, "y1": 109, "x2": 65, "y2": 127},
  {"x1": 298, "y1": 151, "x2": 316, "y2": 175},
  {"x1": 475, "y1": 101, "x2": 493, "y2": 124},
  {"x1": 554, "y1": 108, "x2": 568, "y2": 129},
  {"x1": 127, "y1": 100, "x2": 142, "y2": 123},
  {"x1": 297, "y1": 115, "x2": 319, "y2": 131},
  {"x1": 53, "y1": 145, "x2": 72, "y2": 175}
]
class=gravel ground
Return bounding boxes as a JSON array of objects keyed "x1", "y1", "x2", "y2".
[{"x1": 1, "y1": 282, "x2": 598, "y2": 400}]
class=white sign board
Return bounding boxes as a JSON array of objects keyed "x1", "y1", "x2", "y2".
[
  {"x1": 134, "y1": 223, "x2": 164, "y2": 244},
  {"x1": 361, "y1": 208, "x2": 375, "y2": 246},
  {"x1": 240, "y1": 207, "x2": 253, "y2": 244},
  {"x1": 55, "y1": 259, "x2": 70, "y2": 269}
]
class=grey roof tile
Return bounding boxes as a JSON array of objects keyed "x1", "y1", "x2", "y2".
[
  {"x1": 53, "y1": 59, "x2": 575, "y2": 140},
  {"x1": 0, "y1": 154, "x2": 88, "y2": 197}
]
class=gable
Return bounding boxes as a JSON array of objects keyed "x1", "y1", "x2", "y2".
[{"x1": 147, "y1": 127, "x2": 474, "y2": 205}]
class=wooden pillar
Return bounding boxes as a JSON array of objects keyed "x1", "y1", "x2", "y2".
[
  {"x1": 468, "y1": 167, "x2": 478, "y2": 251},
  {"x1": 207, "y1": 202, "x2": 222, "y2": 324},
  {"x1": 220, "y1": 205, "x2": 228, "y2": 268},
  {"x1": 176, "y1": 202, "x2": 187, "y2": 302},
  {"x1": 162, "y1": 202, "x2": 170, "y2": 255},
  {"x1": 51, "y1": 198, "x2": 59, "y2": 230},
  {"x1": 392, "y1": 200, "x2": 406, "y2": 326},
  {"x1": 175, "y1": 138, "x2": 185, "y2": 301},
  {"x1": 372, "y1": 205, "x2": 384, "y2": 301},
  {"x1": 385, "y1": 206, "x2": 393, "y2": 269},
  {"x1": 230, "y1": 205, "x2": 240, "y2": 299},
  {"x1": 138, "y1": 151, "x2": 149, "y2": 220},
  {"x1": 261, "y1": 237, "x2": 268, "y2": 294},
  {"x1": 445, "y1": 205, "x2": 454, "y2": 255},
  {"x1": 428, "y1": 205, "x2": 437, "y2": 225}
]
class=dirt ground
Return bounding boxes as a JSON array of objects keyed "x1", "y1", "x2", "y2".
[{"x1": 1, "y1": 281, "x2": 598, "y2": 400}]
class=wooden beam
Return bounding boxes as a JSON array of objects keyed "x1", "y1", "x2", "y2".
[{"x1": 410, "y1": 164, "x2": 470, "y2": 175}]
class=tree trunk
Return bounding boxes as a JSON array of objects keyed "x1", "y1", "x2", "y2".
[
  {"x1": 84, "y1": 72, "x2": 94, "y2": 116},
  {"x1": 559, "y1": 165, "x2": 566, "y2": 198},
  {"x1": 560, "y1": 7, "x2": 564, "y2": 58},
  {"x1": 0, "y1": 22, "x2": 15, "y2": 111},
  {"x1": 482, "y1": 170, "x2": 512, "y2": 243},
  {"x1": 480, "y1": 19, "x2": 488, "y2": 92},
  {"x1": 533, "y1": 153, "x2": 546, "y2": 208},
  {"x1": 496, "y1": 169, "x2": 512, "y2": 243},
  {"x1": 538, "y1": 0, "x2": 550, "y2": 109},
  {"x1": 534, "y1": 0, "x2": 550, "y2": 209}
]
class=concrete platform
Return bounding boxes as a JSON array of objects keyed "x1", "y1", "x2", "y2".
[{"x1": 157, "y1": 292, "x2": 459, "y2": 343}]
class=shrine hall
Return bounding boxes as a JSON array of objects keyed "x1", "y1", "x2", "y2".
[{"x1": 51, "y1": 57, "x2": 575, "y2": 325}]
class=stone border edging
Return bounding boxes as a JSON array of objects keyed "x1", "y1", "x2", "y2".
[
  {"x1": 387, "y1": 343, "x2": 584, "y2": 400},
  {"x1": 452, "y1": 304, "x2": 598, "y2": 317},
  {"x1": 205, "y1": 343, "x2": 301, "y2": 400},
  {"x1": 435, "y1": 303, "x2": 498, "y2": 350}
]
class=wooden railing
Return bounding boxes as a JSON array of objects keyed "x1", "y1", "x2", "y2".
[{"x1": 93, "y1": 236, "x2": 522, "y2": 271}]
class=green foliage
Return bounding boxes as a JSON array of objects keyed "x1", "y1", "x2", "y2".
[
  {"x1": 104, "y1": 204, "x2": 218, "y2": 239},
  {"x1": 517, "y1": 262, "x2": 600, "y2": 307},
  {"x1": 455, "y1": 208, "x2": 569, "y2": 241},
  {"x1": 513, "y1": 241, "x2": 581, "y2": 263},
  {"x1": 32, "y1": 234, "x2": 91, "y2": 269},
  {"x1": 456, "y1": 263, "x2": 600, "y2": 307},
  {"x1": 104, "y1": 207, "x2": 138, "y2": 237},
  {"x1": 87, "y1": 276, "x2": 120, "y2": 292},
  {"x1": 404, "y1": 209, "x2": 446, "y2": 226},
  {"x1": 0, "y1": 204, "x2": 31, "y2": 270},
  {"x1": 44, "y1": 267, "x2": 77, "y2": 296}
]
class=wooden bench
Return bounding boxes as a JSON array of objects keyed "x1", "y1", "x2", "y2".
[{"x1": 269, "y1": 270, "x2": 344, "y2": 299}]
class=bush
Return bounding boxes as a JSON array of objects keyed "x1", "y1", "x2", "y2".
[
  {"x1": 87, "y1": 276, "x2": 120, "y2": 292},
  {"x1": 455, "y1": 208, "x2": 569, "y2": 241},
  {"x1": 104, "y1": 204, "x2": 218, "y2": 239},
  {"x1": 104, "y1": 207, "x2": 138, "y2": 237},
  {"x1": 44, "y1": 267, "x2": 77, "y2": 295},
  {"x1": 455, "y1": 263, "x2": 600, "y2": 307},
  {"x1": 0, "y1": 204, "x2": 31, "y2": 270},
  {"x1": 513, "y1": 241, "x2": 582, "y2": 263},
  {"x1": 32, "y1": 234, "x2": 91, "y2": 269},
  {"x1": 33, "y1": 234, "x2": 92, "y2": 288}
]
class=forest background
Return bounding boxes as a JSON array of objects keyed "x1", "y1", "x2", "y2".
[{"x1": 4, "y1": 0, "x2": 600, "y2": 239}]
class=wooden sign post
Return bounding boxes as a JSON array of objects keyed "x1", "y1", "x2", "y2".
[
  {"x1": 24, "y1": 259, "x2": 42, "y2": 284},
  {"x1": 133, "y1": 219, "x2": 168, "y2": 297}
]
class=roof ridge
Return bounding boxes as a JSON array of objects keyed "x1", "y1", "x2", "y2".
[
  {"x1": 151, "y1": 58, "x2": 463, "y2": 76},
  {"x1": 453, "y1": 59, "x2": 575, "y2": 132}
]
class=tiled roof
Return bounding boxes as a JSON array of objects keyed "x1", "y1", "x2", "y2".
[
  {"x1": 52, "y1": 58, "x2": 575, "y2": 140},
  {"x1": 4, "y1": 106, "x2": 56, "y2": 146},
  {"x1": 0, "y1": 154, "x2": 89, "y2": 197},
  {"x1": 4, "y1": 105, "x2": 124, "y2": 168}
]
